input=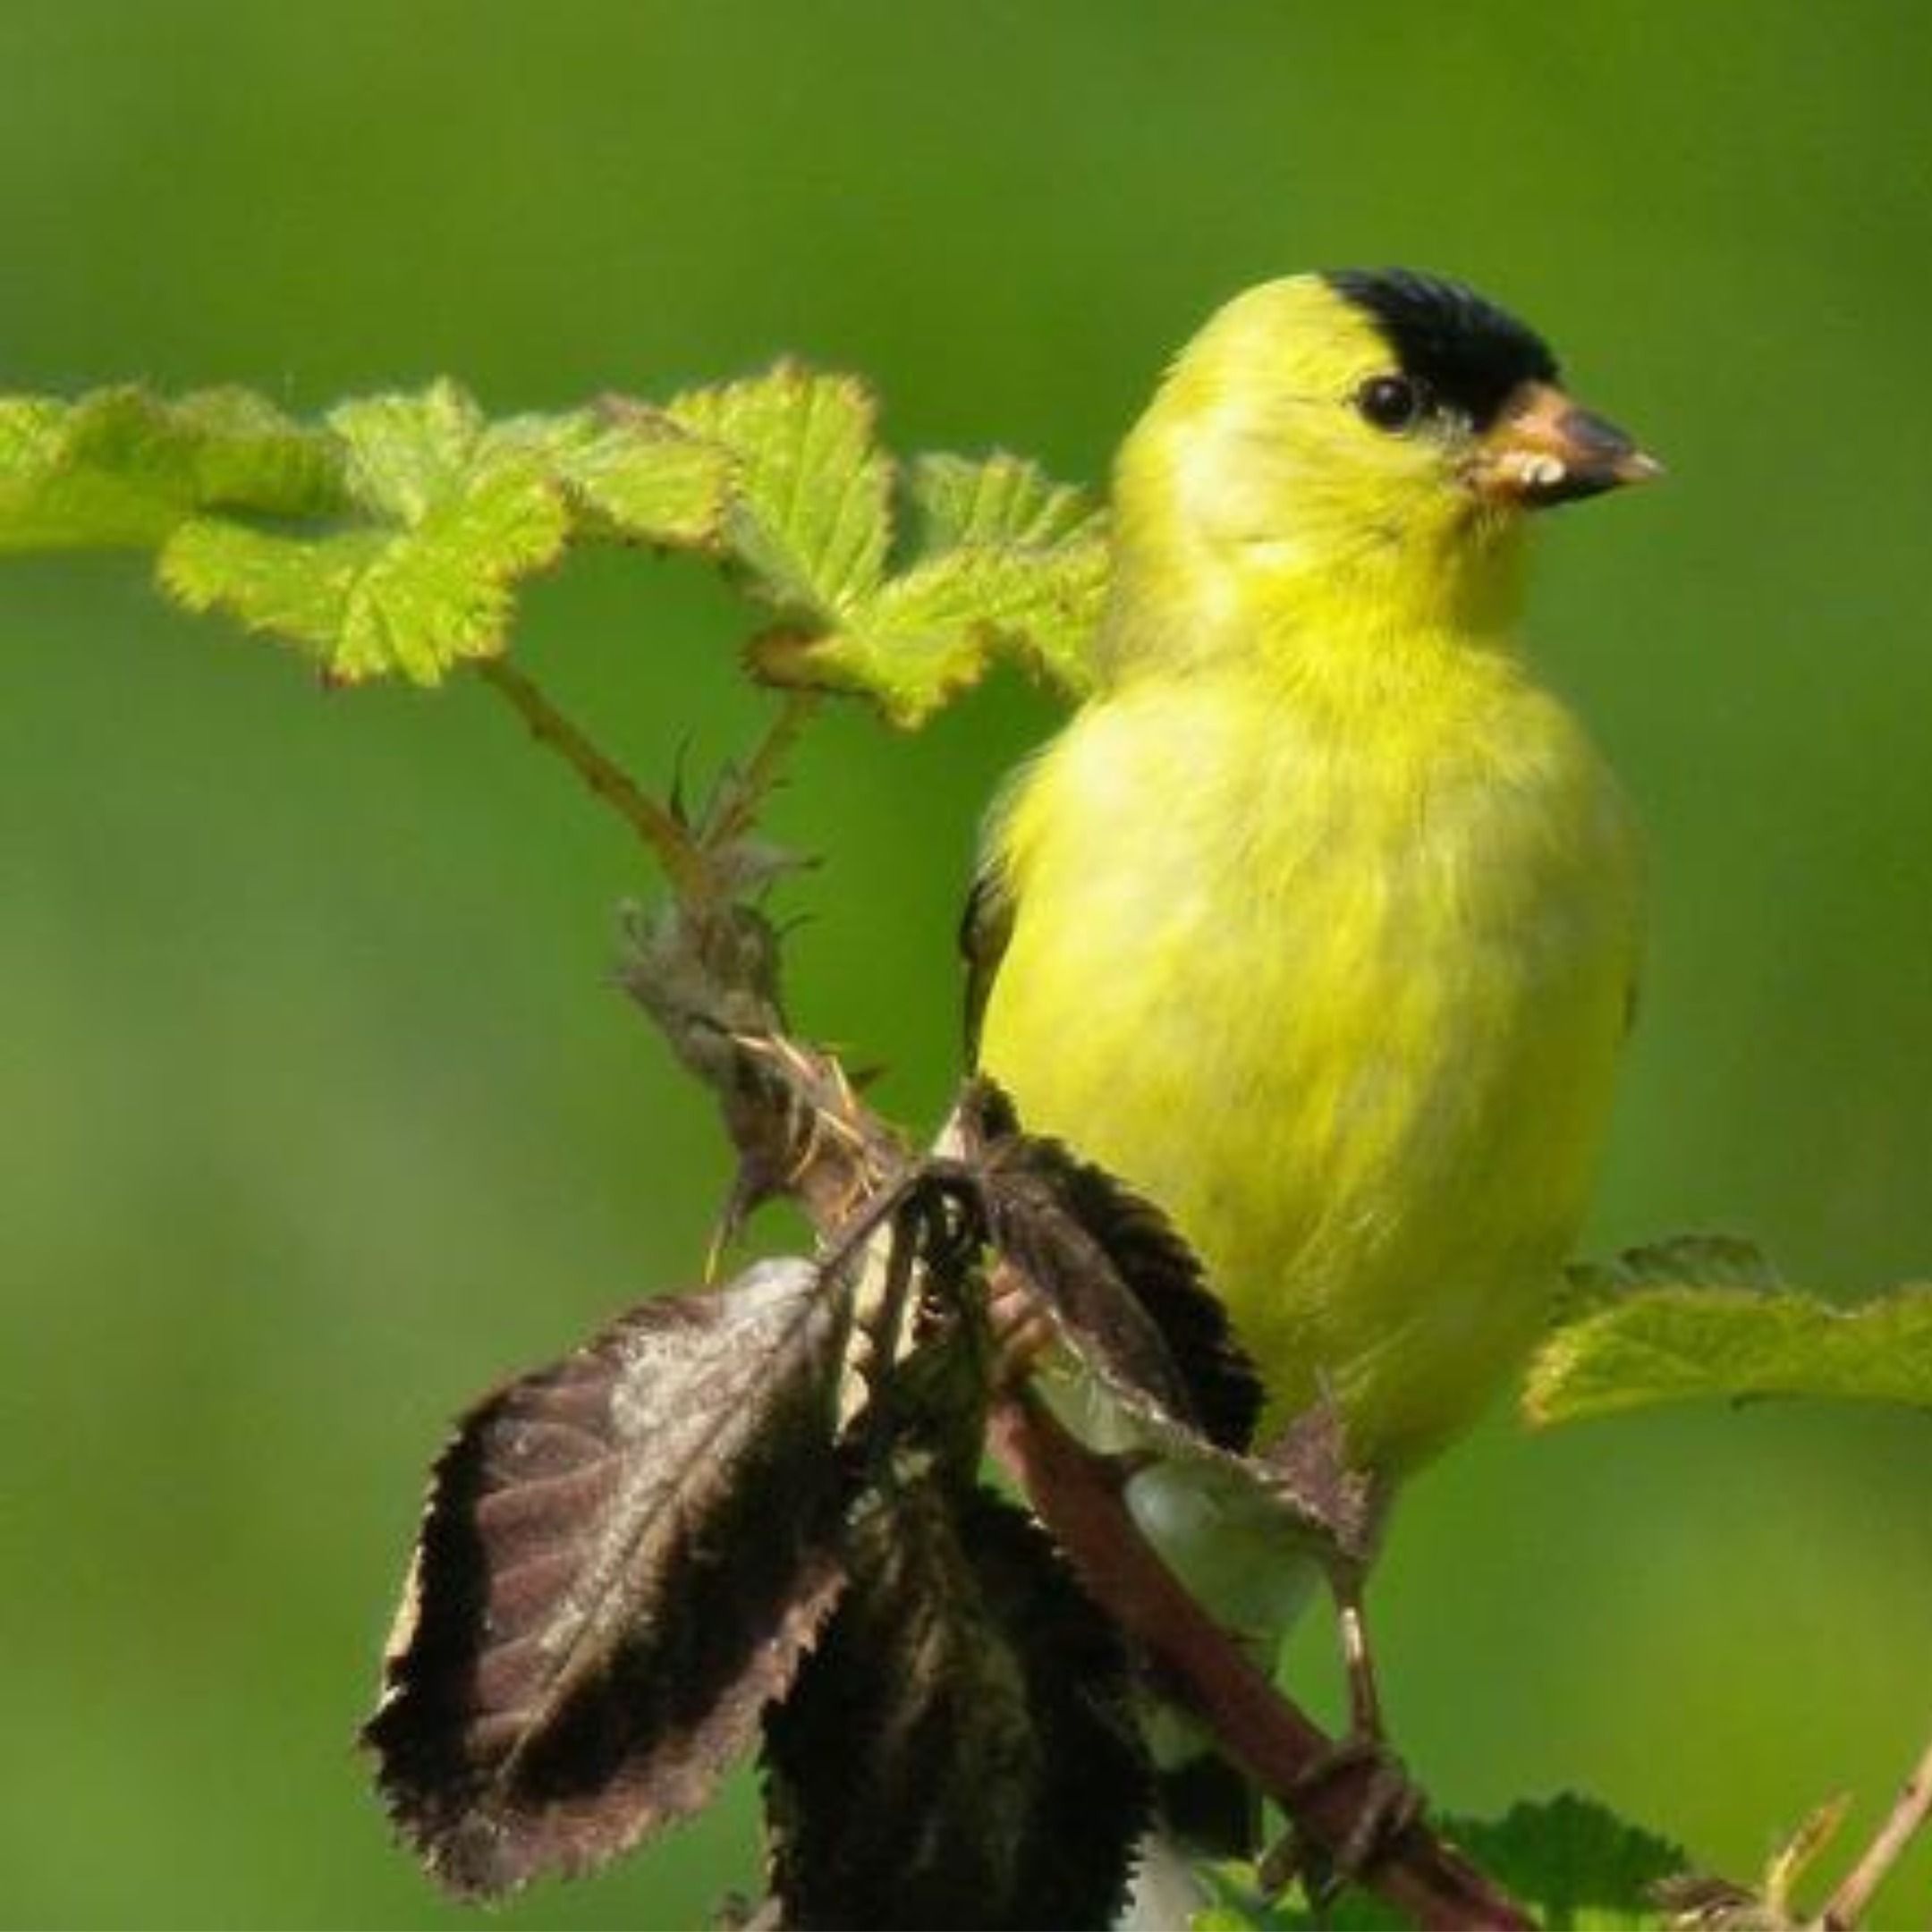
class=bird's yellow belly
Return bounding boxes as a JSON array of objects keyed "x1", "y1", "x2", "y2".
[{"x1": 979, "y1": 675, "x2": 1639, "y2": 1469}]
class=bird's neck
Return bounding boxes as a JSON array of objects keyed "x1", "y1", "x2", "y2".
[{"x1": 1096, "y1": 511, "x2": 1530, "y2": 690}]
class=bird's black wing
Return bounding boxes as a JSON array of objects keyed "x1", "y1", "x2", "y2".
[{"x1": 958, "y1": 862, "x2": 1015, "y2": 1070}]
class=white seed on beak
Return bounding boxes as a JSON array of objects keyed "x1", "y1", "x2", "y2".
[{"x1": 1503, "y1": 450, "x2": 1568, "y2": 489}]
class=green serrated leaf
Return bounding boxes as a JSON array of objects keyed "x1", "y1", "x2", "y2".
[
  {"x1": 3, "y1": 370, "x2": 1110, "y2": 720},
  {"x1": 0, "y1": 386, "x2": 344, "y2": 552},
  {"x1": 499, "y1": 402, "x2": 732, "y2": 548},
  {"x1": 749, "y1": 445, "x2": 1107, "y2": 723},
  {"x1": 909, "y1": 450, "x2": 1104, "y2": 554},
  {"x1": 756, "y1": 534, "x2": 1106, "y2": 725},
  {"x1": 177, "y1": 388, "x2": 348, "y2": 516},
  {"x1": 159, "y1": 382, "x2": 570, "y2": 685},
  {"x1": 326, "y1": 382, "x2": 492, "y2": 520},
  {"x1": 1527, "y1": 1281, "x2": 1932, "y2": 1428},
  {"x1": 1448, "y1": 1793, "x2": 1689, "y2": 1929},
  {"x1": 668, "y1": 364, "x2": 891, "y2": 619}
]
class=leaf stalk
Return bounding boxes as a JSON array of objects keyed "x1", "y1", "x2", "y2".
[{"x1": 474, "y1": 657, "x2": 712, "y2": 901}]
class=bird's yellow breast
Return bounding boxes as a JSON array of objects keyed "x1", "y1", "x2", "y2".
[{"x1": 979, "y1": 646, "x2": 1641, "y2": 1468}]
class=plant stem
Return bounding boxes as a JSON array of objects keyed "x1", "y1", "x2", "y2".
[
  {"x1": 1815, "y1": 1728, "x2": 1932, "y2": 1929},
  {"x1": 985, "y1": 1393, "x2": 1534, "y2": 1932},
  {"x1": 474, "y1": 657, "x2": 711, "y2": 901},
  {"x1": 705, "y1": 692, "x2": 818, "y2": 852}
]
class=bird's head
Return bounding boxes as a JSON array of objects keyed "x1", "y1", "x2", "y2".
[{"x1": 1103, "y1": 269, "x2": 1658, "y2": 673}]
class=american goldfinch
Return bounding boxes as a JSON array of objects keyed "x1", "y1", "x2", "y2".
[{"x1": 965, "y1": 270, "x2": 1655, "y2": 1767}]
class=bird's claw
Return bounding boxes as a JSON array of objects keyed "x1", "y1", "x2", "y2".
[{"x1": 1256, "y1": 1733, "x2": 1426, "y2": 1904}]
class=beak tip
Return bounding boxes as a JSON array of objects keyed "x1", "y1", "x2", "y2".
[{"x1": 1619, "y1": 450, "x2": 1666, "y2": 486}]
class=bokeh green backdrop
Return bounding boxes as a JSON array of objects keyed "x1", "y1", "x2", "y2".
[{"x1": 3, "y1": 4, "x2": 1928, "y2": 1926}]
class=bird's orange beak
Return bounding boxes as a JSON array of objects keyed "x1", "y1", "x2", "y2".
[{"x1": 1469, "y1": 380, "x2": 1662, "y2": 508}]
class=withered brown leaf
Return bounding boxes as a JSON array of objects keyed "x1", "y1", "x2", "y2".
[
  {"x1": 762, "y1": 1481, "x2": 1149, "y2": 1930},
  {"x1": 957, "y1": 1080, "x2": 1264, "y2": 1453},
  {"x1": 363, "y1": 1257, "x2": 852, "y2": 1898}
]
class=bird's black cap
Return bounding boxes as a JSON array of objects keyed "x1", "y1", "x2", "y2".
[{"x1": 1325, "y1": 268, "x2": 1558, "y2": 428}]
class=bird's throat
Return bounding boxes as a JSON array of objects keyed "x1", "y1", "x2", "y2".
[{"x1": 1098, "y1": 511, "x2": 1529, "y2": 685}]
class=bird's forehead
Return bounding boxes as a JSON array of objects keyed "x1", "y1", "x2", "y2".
[
  {"x1": 1176, "y1": 277, "x2": 1392, "y2": 397},
  {"x1": 1324, "y1": 268, "x2": 1560, "y2": 424},
  {"x1": 1172, "y1": 271, "x2": 1560, "y2": 428}
]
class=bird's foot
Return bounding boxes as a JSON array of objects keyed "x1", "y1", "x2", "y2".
[{"x1": 1255, "y1": 1733, "x2": 1426, "y2": 1906}]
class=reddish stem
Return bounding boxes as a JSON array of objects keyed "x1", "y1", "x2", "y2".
[{"x1": 987, "y1": 1393, "x2": 1533, "y2": 1931}]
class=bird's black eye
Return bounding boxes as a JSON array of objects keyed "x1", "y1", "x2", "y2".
[{"x1": 1356, "y1": 373, "x2": 1423, "y2": 432}]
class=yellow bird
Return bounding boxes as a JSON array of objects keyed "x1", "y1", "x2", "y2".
[{"x1": 965, "y1": 269, "x2": 1656, "y2": 1800}]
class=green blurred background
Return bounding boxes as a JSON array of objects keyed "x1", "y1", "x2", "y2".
[{"x1": 3, "y1": 3, "x2": 1928, "y2": 1925}]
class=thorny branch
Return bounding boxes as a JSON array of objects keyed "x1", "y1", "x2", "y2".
[{"x1": 620, "y1": 881, "x2": 1535, "y2": 1931}]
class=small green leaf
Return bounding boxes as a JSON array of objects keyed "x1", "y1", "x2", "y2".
[
  {"x1": 752, "y1": 451, "x2": 1107, "y2": 725},
  {"x1": 159, "y1": 382, "x2": 570, "y2": 684},
  {"x1": 1527, "y1": 1280, "x2": 1932, "y2": 1427},
  {"x1": 0, "y1": 386, "x2": 344, "y2": 551},
  {"x1": 1449, "y1": 1793, "x2": 1689, "y2": 1929},
  {"x1": 502, "y1": 402, "x2": 732, "y2": 548},
  {"x1": 758, "y1": 537, "x2": 1106, "y2": 725},
  {"x1": 909, "y1": 450, "x2": 1102, "y2": 553},
  {"x1": 668, "y1": 365, "x2": 892, "y2": 618}
]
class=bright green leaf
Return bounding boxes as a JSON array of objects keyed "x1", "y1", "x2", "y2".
[
  {"x1": 327, "y1": 383, "x2": 499, "y2": 520},
  {"x1": 751, "y1": 449, "x2": 1107, "y2": 724},
  {"x1": 500, "y1": 402, "x2": 732, "y2": 548},
  {"x1": 667, "y1": 364, "x2": 891, "y2": 618},
  {"x1": 161, "y1": 524, "x2": 385, "y2": 665},
  {"x1": 159, "y1": 382, "x2": 569, "y2": 684},
  {"x1": 1527, "y1": 1281, "x2": 1932, "y2": 1427},
  {"x1": 908, "y1": 450, "x2": 1103, "y2": 554},
  {"x1": 2, "y1": 371, "x2": 1111, "y2": 719},
  {"x1": 756, "y1": 535, "x2": 1107, "y2": 726},
  {"x1": 0, "y1": 386, "x2": 344, "y2": 552}
]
